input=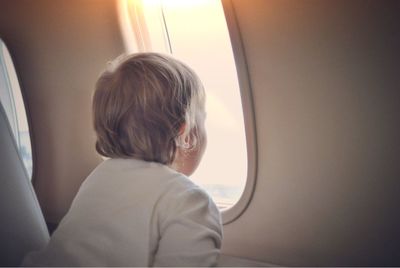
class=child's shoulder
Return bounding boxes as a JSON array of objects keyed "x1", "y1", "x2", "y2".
[
  {"x1": 86, "y1": 157, "x2": 202, "y2": 194},
  {"x1": 98, "y1": 158, "x2": 215, "y2": 213}
]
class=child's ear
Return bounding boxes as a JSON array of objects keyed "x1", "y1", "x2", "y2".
[{"x1": 178, "y1": 123, "x2": 187, "y2": 136}]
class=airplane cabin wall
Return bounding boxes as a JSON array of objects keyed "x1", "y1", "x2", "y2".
[
  {"x1": 0, "y1": 0, "x2": 124, "y2": 225},
  {"x1": 222, "y1": 0, "x2": 400, "y2": 266}
]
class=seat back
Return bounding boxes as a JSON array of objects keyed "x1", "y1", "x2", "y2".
[{"x1": 0, "y1": 102, "x2": 49, "y2": 266}]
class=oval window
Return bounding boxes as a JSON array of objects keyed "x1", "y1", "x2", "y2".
[{"x1": 119, "y1": 0, "x2": 255, "y2": 219}]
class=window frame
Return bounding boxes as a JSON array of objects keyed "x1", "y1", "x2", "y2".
[
  {"x1": 117, "y1": 0, "x2": 258, "y2": 224},
  {"x1": 220, "y1": 0, "x2": 257, "y2": 224}
]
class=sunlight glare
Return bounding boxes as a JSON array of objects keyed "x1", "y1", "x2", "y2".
[{"x1": 141, "y1": 0, "x2": 212, "y2": 9}]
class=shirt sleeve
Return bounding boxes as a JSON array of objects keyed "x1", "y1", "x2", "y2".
[{"x1": 153, "y1": 186, "x2": 222, "y2": 267}]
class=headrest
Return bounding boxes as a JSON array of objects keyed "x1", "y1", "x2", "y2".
[{"x1": 0, "y1": 102, "x2": 49, "y2": 266}]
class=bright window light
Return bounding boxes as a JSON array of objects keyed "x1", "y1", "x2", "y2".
[{"x1": 122, "y1": 0, "x2": 247, "y2": 210}]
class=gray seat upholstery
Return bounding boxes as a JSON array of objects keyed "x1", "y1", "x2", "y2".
[{"x1": 0, "y1": 102, "x2": 49, "y2": 266}]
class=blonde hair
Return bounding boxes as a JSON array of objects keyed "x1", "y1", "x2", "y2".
[{"x1": 93, "y1": 53, "x2": 205, "y2": 165}]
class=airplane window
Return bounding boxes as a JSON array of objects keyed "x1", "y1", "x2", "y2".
[
  {"x1": 120, "y1": 0, "x2": 248, "y2": 211},
  {"x1": 0, "y1": 40, "x2": 33, "y2": 178}
]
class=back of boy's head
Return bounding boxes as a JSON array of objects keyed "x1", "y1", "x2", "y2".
[{"x1": 93, "y1": 53, "x2": 205, "y2": 165}]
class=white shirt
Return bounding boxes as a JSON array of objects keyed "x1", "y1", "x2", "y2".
[{"x1": 22, "y1": 158, "x2": 222, "y2": 267}]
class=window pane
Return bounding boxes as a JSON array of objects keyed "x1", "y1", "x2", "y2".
[
  {"x1": 125, "y1": 0, "x2": 248, "y2": 209},
  {"x1": 160, "y1": 0, "x2": 247, "y2": 209},
  {"x1": 0, "y1": 40, "x2": 33, "y2": 178}
]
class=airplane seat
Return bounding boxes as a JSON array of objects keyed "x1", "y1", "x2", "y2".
[{"x1": 0, "y1": 102, "x2": 49, "y2": 266}]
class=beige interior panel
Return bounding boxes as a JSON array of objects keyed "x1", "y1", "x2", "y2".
[
  {"x1": 0, "y1": 0, "x2": 124, "y2": 224},
  {"x1": 222, "y1": 0, "x2": 400, "y2": 266}
]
